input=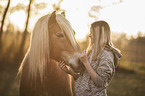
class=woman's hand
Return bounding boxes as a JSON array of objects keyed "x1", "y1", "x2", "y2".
[
  {"x1": 79, "y1": 50, "x2": 89, "y2": 65},
  {"x1": 59, "y1": 61, "x2": 80, "y2": 80},
  {"x1": 58, "y1": 61, "x2": 71, "y2": 74}
]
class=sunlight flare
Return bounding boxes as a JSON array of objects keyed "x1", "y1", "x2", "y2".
[
  {"x1": 5, "y1": 0, "x2": 145, "y2": 39},
  {"x1": 9, "y1": 10, "x2": 26, "y2": 31}
]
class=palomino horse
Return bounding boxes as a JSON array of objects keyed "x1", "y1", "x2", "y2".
[{"x1": 18, "y1": 11, "x2": 81, "y2": 96}]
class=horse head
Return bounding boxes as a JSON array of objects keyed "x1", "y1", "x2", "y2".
[{"x1": 48, "y1": 11, "x2": 83, "y2": 73}]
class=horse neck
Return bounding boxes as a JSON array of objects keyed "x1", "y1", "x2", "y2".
[
  {"x1": 46, "y1": 58, "x2": 69, "y2": 79},
  {"x1": 47, "y1": 59, "x2": 58, "y2": 74},
  {"x1": 46, "y1": 58, "x2": 62, "y2": 77}
]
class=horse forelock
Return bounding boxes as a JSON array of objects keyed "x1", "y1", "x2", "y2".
[{"x1": 56, "y1": 15, "x2": 78, "y2": 50}]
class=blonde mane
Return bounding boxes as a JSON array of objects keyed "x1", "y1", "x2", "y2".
[{"x1": 19, "y1": 14, "x2": 78, "y2": 81}]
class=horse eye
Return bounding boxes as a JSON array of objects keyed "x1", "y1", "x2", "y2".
[{"x1": 56, "y1": 33, "x2": 64, "y2": 38}]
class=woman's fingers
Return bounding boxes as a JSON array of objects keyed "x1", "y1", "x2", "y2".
[
  {"x1": 81, "y1": 50, "x2": 85, "y2": 55},
  {"x1": 81, "y1": 50, "x2": 86, "y2": 55},
  {"x1": 79, "y1": 50, "x2": 88, "y2": 64},
  {"x1": 58, "y1": 61, "x2": 71, "y2": 74},
  {"x1": 61, "y1": 64, "x2": 66, "y2": 69},
  {"x1": 83, "y1": 50, "x2": 86, "y2": 53},
  {"x1": 59, "y1": 61, "x2": 67, "y2": 70},
  {"x1": 80, "y1": 50, "x2": 87, "y2": 59},
  {"x1": 59, "y1": 61, "x2": 64, "y2": 68}
]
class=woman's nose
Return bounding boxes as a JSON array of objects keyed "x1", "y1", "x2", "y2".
[
  {"x1": 89, "y1": 34, "x2": 92, "y2": 38},
  {"x1": 89, "y1": 34, "x2": 91, "y2": 37}
]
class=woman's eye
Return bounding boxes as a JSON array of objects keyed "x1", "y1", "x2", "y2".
[{"x1": 56, "y1": 33, "x2": 64, "y2": 38}]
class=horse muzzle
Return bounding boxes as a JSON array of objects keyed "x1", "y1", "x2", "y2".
[{"x1": 67, "y1": 52, "x2": 84, "y2": 73}]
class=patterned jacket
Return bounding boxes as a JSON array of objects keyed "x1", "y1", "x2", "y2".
[{"x1": 75, "y1": 46, "x2": 122, "y2": 96}]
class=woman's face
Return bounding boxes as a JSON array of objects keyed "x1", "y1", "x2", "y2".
[{"x1": 89, "y1": 29, "x2": 94, "y2": 43}]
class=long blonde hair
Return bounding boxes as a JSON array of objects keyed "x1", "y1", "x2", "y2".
[{"x1": 87, "y1": 20, "x2": 112, "y2": 60}]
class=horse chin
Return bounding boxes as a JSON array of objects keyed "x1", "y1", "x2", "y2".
[
  {"x1": 69, "y1": 61, "x2": 85, "y2": 74},
  {"x1": 60, "y1": 52, "x2": 83, "y2": 72},
  {"x1": 67, "y1": 53, "x2": 84, "y2": 73}
]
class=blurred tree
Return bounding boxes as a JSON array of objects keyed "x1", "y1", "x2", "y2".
[
  {"x1": 0, "y1": 0, "x2": 11, "y2": 49},
  {"x1": 10, "y1": 0, "x2": 48, "y2": 61},
  {"x1": 78, "y1": 35, "x2": 89, "y2": 51},
  {"x1": 114, "y1": 33, "x2": 128, "y2": 50},
  {"x1": 53, "y1": 0, "x2": 65, "y2": 12},
  {"x1": 10, "y1": 3, "x2": 26, "y2": 14},
  {"x1": 6, "y1": 22, "x2": 15, "y2": 32},
  {"x1": 9, "y1": 2, "x2": 47, "y2": 15},
  {"x1": 19, "y1": 0, "x2": 33, "y2": 56},
  {"x1": 137, "y1": 31, "x2": 142, "y2": 37},
  {"x1": 33, "y1": 2, "x2": 47, "y2": 14},
  {"x1": 34, "y1": 2, "x2": 47, "y2": 10},
  {"x1": 125, "y1": 35, "x2": 145, "y2": 64},
  {"x1": 0, "y1": 5, "x2": 3, "y2": 14},
  {"x1": 88, "y1": 0, "x2": 123, "y2": 19},
  {"x1": 88, "y1": 5, "x2": 102, "y2": 19}
]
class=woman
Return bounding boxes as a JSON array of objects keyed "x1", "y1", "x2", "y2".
[{"x1": 59, "y1": 20, "x2": 122, "y2": 96}]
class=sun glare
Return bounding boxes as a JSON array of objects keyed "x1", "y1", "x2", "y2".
[
  {"x1": 9, "y1": 10, "x2": 26, "y2": 31},
  {"x1": 61, "y1": 0, "x2": 100, "y2": 40},
  {"x1": 5, "y1": 0, "x2": 145, "y2": 39},
  {"x1": 99, "y1": 0, "x2": 145, "y2": 36}
]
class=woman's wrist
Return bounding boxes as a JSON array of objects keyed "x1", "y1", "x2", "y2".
[
  {"x1": 83, "y1": 61, "x2": 89, "y2": 67},
  {"x1": 83, "y1": 62, "x2": 97, "y2": 84},
  {"x1": 66, "y1": 70, "x2": 71, "y2": 74},
  {"x1": 71, "y1": 72, "x2": 80, "y2": 80}
]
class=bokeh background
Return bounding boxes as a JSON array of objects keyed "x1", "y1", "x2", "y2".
[{"x1": 0, "y1": 0, "x2": 145, "y2": 96}]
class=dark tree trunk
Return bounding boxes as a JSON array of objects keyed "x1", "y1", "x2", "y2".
[
  {"x1": 0, "y1": 0, "x2": 11, "y2": 49},
  {"x1": 19, "y1": 0, "x2": 32, "y2": 56}
]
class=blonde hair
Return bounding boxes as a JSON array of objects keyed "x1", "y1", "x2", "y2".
[
  {"x1": 19, "y1": 13, "x2": 78, "y2": 82},
  {"x1": 87, "y1": 20, "x2": 112, "y2": 60}
]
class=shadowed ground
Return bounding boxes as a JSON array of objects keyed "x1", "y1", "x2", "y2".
[
  {"x1": 108, "y1": 67, "x2": 145, "y2": 96},
  {"x1": 0, "y1": 63, "x2": 145, "y2": 96}
]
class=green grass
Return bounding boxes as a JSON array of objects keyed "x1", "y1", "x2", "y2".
[{"x1": 107, "y1": 64, "x2": 145, "y2": 96}]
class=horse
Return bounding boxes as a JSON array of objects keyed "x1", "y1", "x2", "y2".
[{"x1": 18, "y1": 11, "x2": 82, "y2": 96}]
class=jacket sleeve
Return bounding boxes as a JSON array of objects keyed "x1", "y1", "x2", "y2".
[{"x1": 95, "y1": 50, "x2": 115, "y2": 88}]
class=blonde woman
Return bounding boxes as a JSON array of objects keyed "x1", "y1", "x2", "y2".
[{"x1": 59, "y1": 20, "x2": 122, "y2": 96}]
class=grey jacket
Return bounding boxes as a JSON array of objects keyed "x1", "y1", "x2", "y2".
[{"x1": 75, "y1": 46, "x2": 122, "y2": 96}]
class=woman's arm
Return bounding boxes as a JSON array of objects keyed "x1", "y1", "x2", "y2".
[
  {"x1": 80, "y1": 50, "x2": 115, "y2": 87},
  {"x1": 80, "y1": 57, "x2": 104, "y2": 87},
  {"x1": 79, "y1": 51, "x2": 98, "y2": 84},
  {"x1": 83, "y1": 61, "x2": 98, "y2": 83}
]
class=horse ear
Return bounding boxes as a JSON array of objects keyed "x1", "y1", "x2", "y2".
[
  {"x1": 49, "y1": 11, "x2": 57, "y2": 25},
  {"x1": 61, "y1": 12, "x2": 65, "y2": 17}
]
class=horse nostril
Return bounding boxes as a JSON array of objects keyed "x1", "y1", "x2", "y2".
[
  {"x1": 78, "y1": 59, "x2": 83, "y2": 65},
  {"x1": 69, "y1": 63, "x2": 74, "y2": 69},
  {"x1": 78, "y1": 59, "x2": 81, "y2": 63}
]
